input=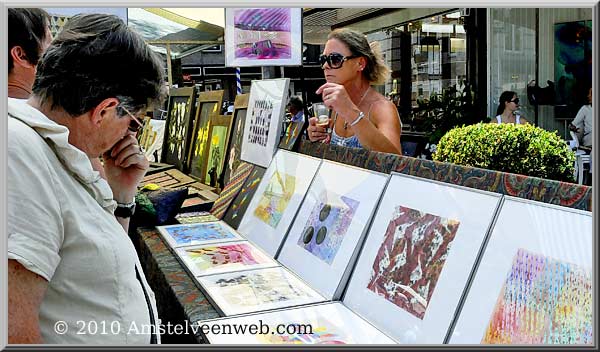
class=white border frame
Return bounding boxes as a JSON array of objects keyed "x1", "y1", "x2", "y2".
[
  {"x1": 238, "y1": 149, "x2": 322, "y2": 256},
  {"x1": 277, "y1": 160, "x2": 390, "y2": 300},
  {"x1": 196, "y1": 266, "x2": 326, "y2": 316},
  {"x1": 343, "y1": 172, "x2": 502, "y2": 344},
  {"x1": 449, "y1": 196, "x2": 593, "y2": 344},
  {"x1": 240, "y1": 78, "x2": 290, "y2": 168},
  {"x1": 224, "y1": 8, "x2": 303, "y2": 67},
  {"x1": 157, "y1": 221, "x2": 244, "y2": 248},
  {"x1": 203, "y1": 301, "x2": 397, "y2": 344},
  {"x1": 175, "y1": 240, "x2": 279, "y2": 277}
]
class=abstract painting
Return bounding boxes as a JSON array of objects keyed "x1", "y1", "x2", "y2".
[
  {"x1": 177, "y1": 241, "x2": 277, "y2": 277},
  {"x1": 225, "y1": 8, "x2": 302, "y2": 67},
  {"x1": 188, "y1": 90, "x2": 224, "y2": 179},
  {"x1": 240, "y1": 78, "x2": 289, "y2": 168},
  {"x1": 449, "y1": 197, "x2": 592, "y2": 345},
  {"x1": 222, "y1": 93, "x2": 249, "y2": 187},
  {"x1": 161, "y1": 87, "x2": 196, "y2": 170},
  {"x1": 202, "y1": 115, "x2": 233, "y2": 190},
  {"x1": 253, "y1": 171, "x2": 296, "y2": 228},
  {"x1": 198, "y1": 267, "x2": 324, "y2": 315},
  {"x1": 222, "y1": 166, "x2": 266, "y2": 229},
  {"x1": 238, "y1": 150, "x2": 322, "y2": 257},
  {"x1": 482, "y1": 248, "x2": 592, "y2": 344},
  {"x1": 278, "y1": 119, "x2": 305, "y2": 151},
  {"x1": 554, "y1": 21, "x2": 592, "y2": 118},
  {"x1": 297, "y1": 193, "x2": 359, "y2": 265},
  {"x1": 203, "y1": 302, "x2": 396, "y2": 344},
  {"x1": 157, "y1": 222, "x2": 242, "y2": 248},
  {"x1": 367, "y1": 205, "x2": 460, "y2": 320}
]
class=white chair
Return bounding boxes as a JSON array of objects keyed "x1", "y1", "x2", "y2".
[{"x1": 569, "y1": 131, "x2": 591, "y2": 184}]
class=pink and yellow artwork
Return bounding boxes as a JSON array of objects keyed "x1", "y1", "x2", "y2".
[
  {"x1": 184, "y1": 243, "x2": 271, "y2": 273},
  {"x1": 367, "y1": 205, "x2": 460, "y2": 320},
  {"x1": 257, "y1": 324, "x2": 347, "y2": 344},
  {"x1": 482, "y1": 248, "x2": 592, "y2": 344},
  {"x1": 253, "y1": 171, "x2": 296, "y2": 228}
]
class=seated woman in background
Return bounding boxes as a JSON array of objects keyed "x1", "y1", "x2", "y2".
[
  {"x1": 306, "y1": 28, "x2": 402, "y2": 155},
  {"x1": 494, "y1": 91, "x2": 529, "y2": 124}
]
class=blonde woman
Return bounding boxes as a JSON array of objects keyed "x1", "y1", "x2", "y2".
[{"x1": 307, "y1": 28, "x2": 402, "y2": 154}]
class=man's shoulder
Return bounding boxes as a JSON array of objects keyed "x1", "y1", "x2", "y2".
[{"x1": 8, "y1": 118, "x2": 50, "y2": 161}]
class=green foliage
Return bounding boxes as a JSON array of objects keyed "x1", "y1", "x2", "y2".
[
  {"x1": 412, "y1": 81, "x2": 489, "y2": 144},
  {"x1": 433, "y1": 123, "x2": 576, "y2": 182}
]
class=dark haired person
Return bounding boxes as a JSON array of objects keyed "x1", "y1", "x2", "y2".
[
  {"x1": 307, "y1": 28, "x2": 402, "y2": 154},
  {"x1": 494, "y1": 91, "x2": 530, "y2": 124},
  {"x1": 8, "y1": 14, "x2": 165, "y2": 344},
  {"x1": 8, "y1": 8, "x2": 52, "y2": 99}
]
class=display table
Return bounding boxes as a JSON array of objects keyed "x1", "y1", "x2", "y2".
[{"x1": 133, "y1": 227, "x2": 220, "y2": 344}]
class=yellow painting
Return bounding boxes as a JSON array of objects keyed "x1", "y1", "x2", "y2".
[{"x1": 253, "y1": 171, "x2": 296, "y2": 228}]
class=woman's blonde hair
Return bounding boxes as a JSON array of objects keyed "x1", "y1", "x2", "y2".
[{"x1": 328, "y1": 28, "x2": 391, "y2": 85}]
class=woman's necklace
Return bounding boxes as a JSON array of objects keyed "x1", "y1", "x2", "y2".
[{"x1": 343, "y1": 86, "x2": 371, "y2": 130}]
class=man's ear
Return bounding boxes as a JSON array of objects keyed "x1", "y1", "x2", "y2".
[
  {"x1": 90, "y1": 98, "x2": 120, "y2": 127},
  {"x1": 10, "y1": 46, "x2": 35, "y2": 69}
]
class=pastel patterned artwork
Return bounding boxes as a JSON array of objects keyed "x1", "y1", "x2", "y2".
[
  {"x1": 367, "y1": 205, "x2": 460, "y2": 320},
  {"x1": 253, "y1": 171, "x2": 296, "y2": 228},
  {"x1": 297, "y1": 194, "x2": 359, "y2": 265},
  {"x1": 213, "y1": 269, "x2": 314, "y2": 307},
  {"x1": 482, "y1": 248, "x2": 592, "y2": 344},
  {"x1": 183, "y1": 243, "x2": 270, "y2": 273},
  {"x1": 257, "y1": 323, "x2": 347, "y2": 344},
  {"x1": 165, "y1": 223, "x2": 237, "y2": 245}
]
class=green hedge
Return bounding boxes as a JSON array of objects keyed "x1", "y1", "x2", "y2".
[{"x1": 433, "y1": 123, "x2": 576, "y2": 182}]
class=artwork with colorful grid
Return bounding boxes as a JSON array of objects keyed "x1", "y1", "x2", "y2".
[{"x1": 482, "y1": 248, "x2": 592, "y2": 344}]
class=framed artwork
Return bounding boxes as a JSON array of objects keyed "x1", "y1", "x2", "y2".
[
  {"x1": 222, "y1": 165, "x2": 266, "y2": 229},
  {"x1": 157, "y1": 221, "x2": 244, "y2": 249},
  {"x1": 238, "y1": 150, "x2": 321, "y2": 257},
  {"x1": 224, "y1": 8, "x2": 303, "y2": 67},
  {"x1": 222, "y1": 93, "x2": 249, "y2": 187},
  {"x1": 187, "y1": 90, "x2": 225, "y2": 179},
  {"x1": 343, "y1": 173, "x2": 502, "y2": 344},
  {"x1": 175, "y1": 240, "x2": 278, "y2": 277},
  {"x1": 278, "y1": 119, "x2": 306, "y2": 151},
  {"x1": 203, "y1": 302, "x2": 396, "y2": 344},
  {"x1": 161, "y1": 87, "x2": 196, "y2": 170},
  {"x1": 277, "y1": 160, "x2": 388, "y2": 300},
  {"x1": 140, "y1": 169, "x2": 196, "y2": 189},
  {"x1": 449, "y1": 197, "x2": 592, "y2": 345},
  {"x1": 210, "y1": 162, "x2": 254, "y2": 220},
  {"x1": 201, "y1": 114, "x2": 234, "y2": 190},
  {"x1": 554, "y1": 20, "x2": 592, "y2": 117},
  {"x1": 176, "y1": 211, "x2": 219, "y2": 224},
  {"x1": 196, "y1": 267, "x2": 325, "y2": 316},
  {"x1": 240, "y1": 78, "x2": 290, "y2": 168}
]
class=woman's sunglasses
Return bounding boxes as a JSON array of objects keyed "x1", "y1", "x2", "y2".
[
  {"x1": 319, "y1": 53, "x2": 359, "y2": 69},
  {"x1": 510, "y1": 98, "x2": 520, "y2": 104}
]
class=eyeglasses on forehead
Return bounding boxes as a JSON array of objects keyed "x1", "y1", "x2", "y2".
[{"x1": 319, "y1": 53, "x2": 359, "y2": 69}]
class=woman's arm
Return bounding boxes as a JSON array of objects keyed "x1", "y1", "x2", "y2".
[{"x1": 348, "y1": 100, "x2": 402, "y2": 154}]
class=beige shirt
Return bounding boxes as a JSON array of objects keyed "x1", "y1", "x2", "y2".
[{"x1": 7, "y1": 98, "x2": 159, "y2": 344}]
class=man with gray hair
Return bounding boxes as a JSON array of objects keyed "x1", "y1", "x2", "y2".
[{"x1": 8, "y1": 13, "x2": 165, "y2": 344}]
